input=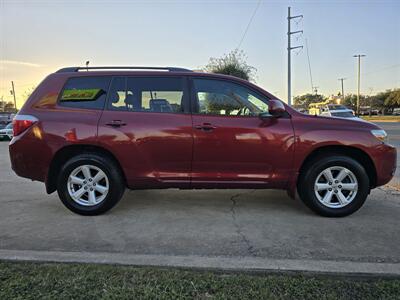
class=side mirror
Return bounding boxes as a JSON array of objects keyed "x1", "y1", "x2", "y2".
[{"x1": 268, "y1": 99, "x2": 286, "y2": 117}]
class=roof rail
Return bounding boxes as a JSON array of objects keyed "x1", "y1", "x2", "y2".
[{"x1": 56, "y1": 66, "x2": 192, "y2": 73}]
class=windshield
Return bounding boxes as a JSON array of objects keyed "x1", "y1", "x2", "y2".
[
  {"x1": 331, "y1": 111, "x2": 355, "y2": 118},
  {"x1": 328, "y1": 104, "x2": 348, "y2": 110}
]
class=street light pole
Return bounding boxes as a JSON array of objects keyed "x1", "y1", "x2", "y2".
[
  {"x1": 353, "y1": 54, "x2": 366, "y2": 116},
  {"x1": 0, "y1": 96, "x2": 4, "y2": 112},
  {"x1": 11, "y1": 81, "x2": 17, "y2": 111},
  {"x1": 338, "y1": 78, "x2": 346, "y2": 104}
]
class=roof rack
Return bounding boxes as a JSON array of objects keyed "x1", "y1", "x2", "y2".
[{"x1": 56, "y1": 66, "x2": 192, "y2": 73}]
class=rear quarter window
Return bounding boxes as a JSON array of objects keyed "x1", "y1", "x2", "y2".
[{"x1": 59, "y1": 76, "x2": 111, "y2": 109}]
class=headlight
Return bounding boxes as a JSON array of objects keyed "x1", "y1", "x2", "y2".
[{"x1": 371, "y1": 129, "x2": 387, "y2": 142}]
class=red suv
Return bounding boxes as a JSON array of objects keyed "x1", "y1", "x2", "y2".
[{"x1": 9, "y1": 66, "x2": 396, "y2": 217}]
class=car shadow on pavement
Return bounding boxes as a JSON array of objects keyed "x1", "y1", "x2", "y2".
[{"x1": 112, "y1": 189, "x2": 311, "y2": 217}]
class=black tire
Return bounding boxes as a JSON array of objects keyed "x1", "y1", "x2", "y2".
[
  {"x1": 57, "y1": 153, "x2": 125, "y2": 215},
  {"x1": 298, "y1": 155, "x2": 370, "y2": 217}
]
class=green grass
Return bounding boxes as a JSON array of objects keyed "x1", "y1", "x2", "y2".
[
  {"x1": 361, "y1": 115, "x2": 400, "y2": 122},
  {"x1": 1, "y1": 261, "x2": 399, "y2": 299}
]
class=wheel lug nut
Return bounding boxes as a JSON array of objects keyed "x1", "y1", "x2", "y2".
[
  {"x1": 334, "y1": 190, "x2": 338, "y2": 193},
  {"x1": 335, "y1": 180, "x2": 339, "y2": 183},
  {"x1": 328, "y1": 188, "x2": 332, "y2": 191},
  {"x1": 90, "y1": 188, "x2": 93, "y2": 191},
  {"x1": 93, "y1": 183, "x2": 96, "y2": 186},
  {"x1": 89, "y1": 179, "x2": 92, "y2": 182},
  {"x1": 338, "y1": 185, "x2": 342, "y2": 188},
  {"x1": 329, "y1": 182, "x2": 332, "y2": 185}
]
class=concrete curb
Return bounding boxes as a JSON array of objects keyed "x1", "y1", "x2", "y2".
[{"x1": 1, "y1": 249, "x2": 399, "y2": 277}]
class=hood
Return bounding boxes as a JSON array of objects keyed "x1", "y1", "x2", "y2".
[{"x1": 298, "y1": 113, "x2": 381, "y2": 131}]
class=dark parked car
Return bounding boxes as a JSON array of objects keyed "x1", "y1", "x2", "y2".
[{"x1": 9, "y1": 66, "x2": 397, "y2": 216}]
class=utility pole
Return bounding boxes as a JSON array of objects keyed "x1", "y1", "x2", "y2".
[
  {"x1": 338, "y1": 78, "x2": 346, "y2": 104},
  {"x1": 353, "y1": 54, "x2": 366, "y2": 116},
  {"x1": 287, "y1": 7, "x2": 303, "y2": 106},
  {"x1": 11, "y1": 81, "x2": 17, "y2": 111}
]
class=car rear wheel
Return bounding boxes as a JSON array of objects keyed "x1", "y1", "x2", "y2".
[
  {"x1": 298, "y1": 155, "x2": 370, "y2": 217},
  {"x1": 57, "y1": 154, "x2": 125, "y2": 215}
]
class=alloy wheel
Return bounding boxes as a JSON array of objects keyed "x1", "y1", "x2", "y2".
[
  {"x1": 314, "y1": 166, "x2": 358, "y2": 208},
  {"x1": 67, "y1": 165, "x2": 109, "y2": 206}
]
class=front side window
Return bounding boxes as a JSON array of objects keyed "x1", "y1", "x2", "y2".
[
  {"x1": 59, "y1": 76, "x2": 111, "y2": 109},
  {"x1": 193, "y1": 78, "x2": 269, "y2": 116},
  {"x1": 107, "y1": 76, "x2": 185, "y2": 113}
]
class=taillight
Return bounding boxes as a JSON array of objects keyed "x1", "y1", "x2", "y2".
[{"x1": 12, "y1": 115, "x2": 38, "y2": 137}]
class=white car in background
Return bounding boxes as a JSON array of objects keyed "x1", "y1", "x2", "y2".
[
  {"x1": 320, "y1": 104, "x2": 363, "y2": 121},
  {"x1": 0, "y1": 123, "x2": 13, "y2": 141}
]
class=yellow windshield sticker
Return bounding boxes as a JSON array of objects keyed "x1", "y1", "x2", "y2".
[{"x1": 61, "y1": 89, "x2": 102, "y2": 101}]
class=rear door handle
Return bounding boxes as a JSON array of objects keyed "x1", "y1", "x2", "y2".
[
  {"x1": 194, "y1": 123, "x2": 217, "y2": 132},
  {"x1": 106, "y1": 120, "x2": 127, "y2": 127}
]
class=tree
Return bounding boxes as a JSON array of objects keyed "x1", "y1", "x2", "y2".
[
  {"x1": 4, "y1": 101, "x2": 15, "y2": 112},
  {"x1": 343, "y1": 94, "x2": 357, "y2": 110},
  {"x1": 293, "y1": 93, "x2": 327, "y2": 109},
  {"x1": 342, "y1": 94, "x2": 371, "y2": 111},
  {"x1": 204, "y1": 49, "x2": 256, "y2": 81},
  {"x1": 368, "y1": 90, "x2": 390, "y2": 114},
  {"x1": 385, "y1": 89, "x2": 400, "y2": 108}
]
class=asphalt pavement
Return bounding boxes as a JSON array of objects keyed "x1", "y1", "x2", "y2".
[{"x1": 0, "y1": 122, "x2": 399, "y2": 275}]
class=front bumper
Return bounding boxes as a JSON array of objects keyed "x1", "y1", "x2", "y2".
[{"x1": 373, "y1": 143, "x2": 397, "y2": 187}]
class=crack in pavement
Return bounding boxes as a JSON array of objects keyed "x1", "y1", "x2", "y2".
[
  {"x1": 379, "y1": 186, "x2": 400, "y2": 196},
  {"x1": 230, "y1": 190, "x2": 257, "y2": 256}
]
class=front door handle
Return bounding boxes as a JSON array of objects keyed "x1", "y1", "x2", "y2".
[
  {"x1": 194, "y1": 123, "x2": 217, "y2": 132},
  {"x1": 106, "y1": 120, "x2": 127, "y2": 127}
]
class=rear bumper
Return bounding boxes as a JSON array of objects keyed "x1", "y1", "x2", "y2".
[
  {"x1": 373, "y1": 143, "x2": 397, "y2": 187},
  {"x1": 9, "y1": 133, "x2": 51, "y2": 183}
]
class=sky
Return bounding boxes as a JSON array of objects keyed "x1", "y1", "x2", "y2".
[{"x1": 0, "y1": 0, "x2": 399, "y2": 108}]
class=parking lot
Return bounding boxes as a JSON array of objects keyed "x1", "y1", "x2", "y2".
[{"x1": 0, "y1": 122, "x2": 399, "y2": 274}]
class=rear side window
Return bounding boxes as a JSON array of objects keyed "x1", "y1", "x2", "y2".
[
  {"x1": 107, "y1": 77, "x2": 186, "y2": 113},
  {"x1": 59, "y1": 76, "x2": 111, "y2": 109}
]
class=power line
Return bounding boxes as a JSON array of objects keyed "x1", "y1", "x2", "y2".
[
  {"x1": 236, "y1": 0, "x2": 261, "y2": 50},
  {"x1": 305, "y1": 38, "x2": 313, "y2": 94},
  {"x1": 16, "y1": 82, "x2": 37, "y2": 88},
  {"x1": 343, "y1": 64, "x2": 400, "y2": 84},
  {"x1": 362, "y1": 63, "x2": 400, "y2": 77}
]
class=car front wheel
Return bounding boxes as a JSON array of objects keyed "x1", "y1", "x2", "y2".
[
  {"x1": 57, "y1": 154, "x2": 125, "y2": 215},
  {"x1": 298, "y1": 155, "x2": 370, "y2": 217}
]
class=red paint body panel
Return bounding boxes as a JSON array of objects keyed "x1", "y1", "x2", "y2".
[
  {"x1": 8, "y1": 70, "x2": 397, "y2": 196},
  {"x1": 191, "y1": 114, "x2": 294, "y2": 188},
  {"x1": 287, "y1": 114, "x2": 397, "y2": 192},
  {"x1": 9, "y1": 73, "x2": 102, "y2": 184},
  {"x1": 98, "y1": 110, "x2": 193, "y2": 188}
]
